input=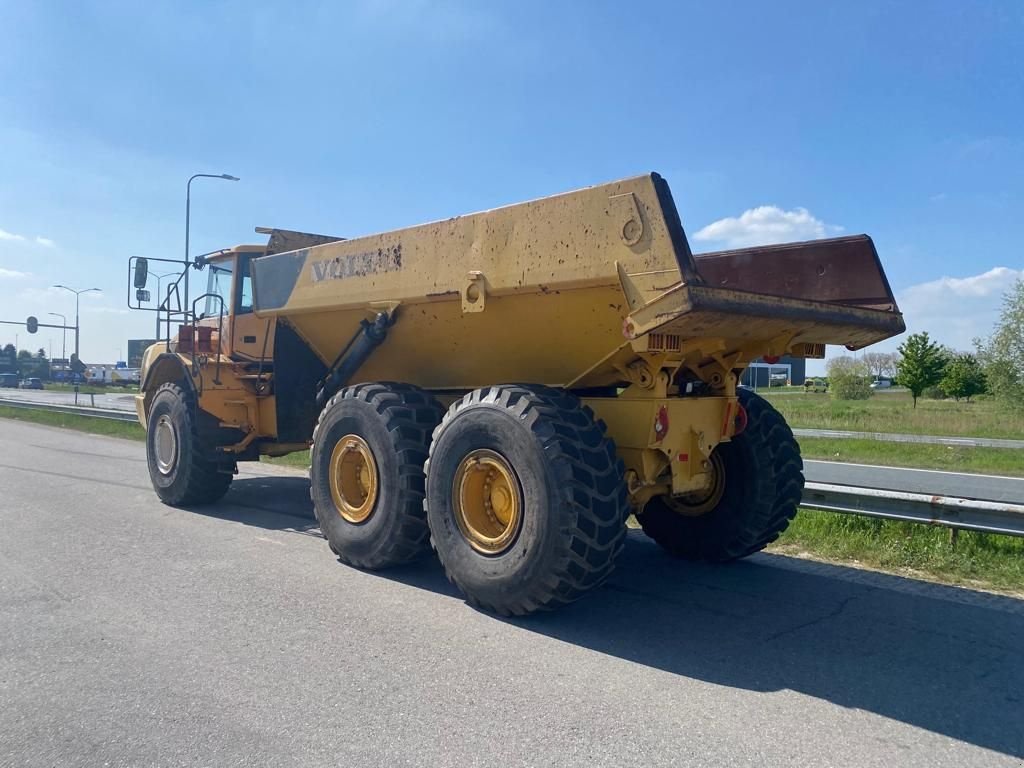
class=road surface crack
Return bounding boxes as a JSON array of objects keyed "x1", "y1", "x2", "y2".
[{"x1": 766, "y1": 594, "x2": 858, "y2": 642}]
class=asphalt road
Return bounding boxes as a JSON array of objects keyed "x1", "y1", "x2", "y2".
[
  {"x1": 1, "y1": 420, "x2": 1023, "y2": 767},
  {"x1": 804, "y1": 459, "x2": 1024, "y2": 504}
]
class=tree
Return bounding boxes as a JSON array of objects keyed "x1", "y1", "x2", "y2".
[
  {"x1": 977, "y1": 279, "x2": 1024, "y2": 408},
  {"x1": 36, "y1": 348, "x2": 47, "y2": 359},
  {"x1": 827, "y1": 356, "x2": 873, "y2": 400},
  {"x1": 17, "y1": 349, "x2": 32, "y2": 360},
  {"x1": 897, "y1": 332, "x2": 947, "y2": 408},
  {"x1": 862, "y1": 351, "x2": 899, "y2": 380},
  {"x1": 940, "y1": 353, "x2": 986, "y2": 401}
]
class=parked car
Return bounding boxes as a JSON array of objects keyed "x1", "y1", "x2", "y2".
[
  {"x1": 869, "y1": 378, "x2": 892, "y2": 389},
  {"x1": 0, "y1": 373, "x2": 18, "y2": 388},
  {"x1": 19, "y1": 378, "x2": 44, "y2": 390}
]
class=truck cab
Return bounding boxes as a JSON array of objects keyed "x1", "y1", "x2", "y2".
[{"x1": 198, "y1": 246, "x2": 274, "y2": 364}]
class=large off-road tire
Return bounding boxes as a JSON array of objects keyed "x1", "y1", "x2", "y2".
[
  {"x1": 310, "y1": 382, "x2": 443, "y2": 570},
  {"x1": 146, "y1": 382, "x2": 234, "y2": 506},
  {"x1": 425, "y1": 385, "x2": 629, "y2": 616},
  {"x1": 637, "y1": 388, "x2": 803, "y2": 561}
]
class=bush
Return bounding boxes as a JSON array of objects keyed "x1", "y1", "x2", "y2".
[
  {"x1": 922, "y1": 386, "x2": 946, "y2": 400},
  {"x1": 939, "y1": 353, "x2": 987, "y2": 401},
  {"x1": 827, "y1": 357, "x2": 873, "y2": 400}
]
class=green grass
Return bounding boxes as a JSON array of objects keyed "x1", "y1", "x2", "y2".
[
  {"x1": 263, "y1": 450, "x2": 310, "y2": 469},
  {"x1": 798, "y1": 437, "x2": 1024, "y2": 477},
  {"x1": 763, "y1": 390, "x2": 1024, "y2": 439},
  {"x1": 772, "y1": 509, "x2": 1024, "y2": 595},
  {"x1": 0, "y1": 405, "x2": 145, "y2": 440}
]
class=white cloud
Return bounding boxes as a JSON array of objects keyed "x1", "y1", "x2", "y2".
[
  {"x1": 693, "y1": 206, "x2": 842, "y2": 249},
  {"x1": 807, "y1": 265, "x2": 1024, "y2": 376},
  {"x1": 896, "y1": 266, "x2": 1024, "y2": 352},
  {"x1": 0, "y1": 228, "x2": 55, "y2": 247},
  {"x1": 0, "y1": 267, "x2": 30, "y2": 279}
]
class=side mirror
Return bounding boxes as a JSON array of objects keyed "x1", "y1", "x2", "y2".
[{"x1": 133, "y1": 257, "x2": 149, "y2": 289}]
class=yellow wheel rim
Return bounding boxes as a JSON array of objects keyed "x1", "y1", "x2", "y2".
[
  {"x1": 329, "y1": 434, "x2": 379, "y2": 523},
  {"x1": 453, "y1": 449, "x2": 522, "y2": 555},
  {"x1": 665, "y1": 451, "x2": 726, "y2": 517}
]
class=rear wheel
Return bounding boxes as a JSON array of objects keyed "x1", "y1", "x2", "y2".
[
  {"x1": 425, "y1": 385, "x2": 629, "y2": 616},
  {"x1": 146, "y1": 382, "x2": 234, "y2": 506},
  {"x1": 310, "y1": 382, "x2": 443, "y2": 569},
  {"x1": 637, "y1": 388, "x2": 803, "y2": 561}
]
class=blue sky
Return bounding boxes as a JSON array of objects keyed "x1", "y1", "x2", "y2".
[{"x1": 1, "y1": 1, "x2": 1021, "y2": 369}]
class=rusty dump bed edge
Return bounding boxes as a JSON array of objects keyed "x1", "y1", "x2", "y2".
[
  {"x1": 628, "y1": 282, "x2": 905, "y2": 351},
  {"x1": 693, "y1": 235, "x2": 899, "y2": 312}
]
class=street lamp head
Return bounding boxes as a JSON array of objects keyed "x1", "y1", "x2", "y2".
[{"x1": 221, "y1": 174, "x2": 240, "y2": 181}]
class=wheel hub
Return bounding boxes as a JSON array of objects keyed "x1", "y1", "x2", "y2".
[
  {"x1": 154, "y1": 414, "x2": 178, "y2": 475},
  {"x1": 453, "y1": 449, "x2": 523, "y2": 555},
  {"x1": 329, "y1": 434, "x2": 379, "y2": 523},
  {"x1": 665, "y1": 450, "x2": 726, "y2": 517}
]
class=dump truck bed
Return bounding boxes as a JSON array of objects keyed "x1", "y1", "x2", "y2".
[{"x1": 251, "y1": 173, "x2": 904, "y2": 389}]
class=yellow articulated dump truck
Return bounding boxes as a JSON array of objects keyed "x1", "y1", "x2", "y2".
[{"x1": 128, "y1": 173, "x2": 904, "y2": 615}]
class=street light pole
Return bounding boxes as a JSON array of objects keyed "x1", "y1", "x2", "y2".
[
  {"x1": 53, "y1": 285, "x2": 102, "y2": 360},
  {"x1": 185, "y1": 173, "x2": 239, "y2": 317},
  {"x1": 48, "y1": 312, "x2": 66, "y2": 362}
]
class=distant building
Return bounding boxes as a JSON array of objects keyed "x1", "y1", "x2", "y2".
[{"x1": 741, "y1": 355, "x2": 807, "y2": 388}]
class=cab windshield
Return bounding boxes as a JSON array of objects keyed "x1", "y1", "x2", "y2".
[{"x1": 204, "y1": 261, "x2": 233, "y2": 317}]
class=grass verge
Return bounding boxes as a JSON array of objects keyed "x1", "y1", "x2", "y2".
[
  {"x1": 763, "y1": 390, "x2": 1024, "y2": 439},
  {"x1": 0, "y1": 405, "x2": 144, "y2": 440},
  {"x1": 263, "y1": 450, "x2": 310, "y2": 470},
  {"x1": 772, "y1": 509, "x2": 1024, "y2": 595},
  {"x1": 797, "y1": 437, "x2": 1024, "y2": 477}
]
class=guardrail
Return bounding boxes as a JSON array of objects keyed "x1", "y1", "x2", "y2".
[
  {"x1": 0, "y1": 398, "x2": 138, "y2": 423},
  {"x1": 802, "y1": 482, "x2": 1024, "y2": 537},
  {"x1": 2, "y1": 398, "x2": 1022, "y2": 536},
  {"x1": 793, "y1": 428, "x2": 1024, "y2": 450}
]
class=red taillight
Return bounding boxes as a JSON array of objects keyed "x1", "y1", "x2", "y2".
[
  {"x1": 733, "y1": 404, "x2": 748, "y2": 436},
  {"x1": 653, "y1": 405, "x2": 669, "y2": 441}
]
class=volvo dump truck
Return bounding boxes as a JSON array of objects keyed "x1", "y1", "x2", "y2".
[{"x1": 128, "y1": 173, "x2": 904, "y2": 615}]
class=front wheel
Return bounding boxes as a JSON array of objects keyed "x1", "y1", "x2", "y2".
[
  {"x1": 146, "y1": 382, "x2": 233, "y2": 506},
  {"x1": 637, "y1": 388, "x2": 803, "y2": 561}
]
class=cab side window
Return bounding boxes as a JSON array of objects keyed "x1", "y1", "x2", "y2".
[{"x1": 237, "y1": 256, "x2": 254, "y2": 315}]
